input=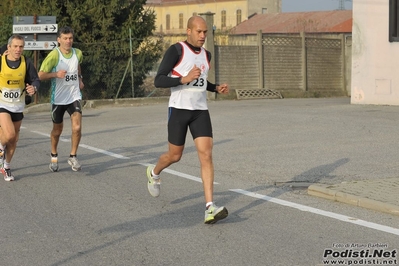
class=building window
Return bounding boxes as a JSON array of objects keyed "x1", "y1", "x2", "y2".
[
  {"x1": 262, "y1": 8, "x2": 267, "y2": 14},
  {"x1": 221, "y1": 10, "x2": 226, "y2": 28},
  {"x1": 166, "y1": 14, "x2": 170, "y2": 30},
  {"x1": 236, "y1": 9, "x2": 242, "y2": 25},
  {"x1": 389, "y1": 0, "x2": 399, "y2": 42},
  {"x1": 179, "y1": 13, "x2": 184, "y2": 29}
]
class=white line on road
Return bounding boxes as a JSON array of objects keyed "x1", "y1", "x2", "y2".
[
  {"x1": 30, "y1": 130, "x2": 129, "y2": 159},
  {"x1": 140, "y1": 161, "x2": 399, "y2": 236},
  {"x1": 231, "y1": 189, "x2": 399, "y2": 236},
  {"x1": 28, "y1": 129, "x2": 399, "y2": 236},
  {"x1": 140, "y1": 163, "x2": 219, "y2": 184},
  {"x1": 79, "y1": 144, "x2": 129, "y2": 159}
]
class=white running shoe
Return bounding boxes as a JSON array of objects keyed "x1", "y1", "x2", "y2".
[
  {"x1": 49, "y1": 156, "x2": 59, "y2": 172},
  {"x1": 68, "y1": 157, "x2": 82, "y2": 171},
  {"x1": 1, "y1": 167, "x2": 14, "y2": 181},
  {"x1": 147, "y1": 165, "x2": 161, "y2": 197},
  {"x1": 204, "y1": 204, "x2": 228, "y2": 224}
]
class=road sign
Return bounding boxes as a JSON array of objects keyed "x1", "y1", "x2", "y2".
[
  {"x1": 21, "y1": 34, "x2": 57, "y2": 42},
  {"x1": 13, "y1": 16, "x2": 58, "y2": 50},
  {"x1": 23, "y1": 41, "x2": 57, "y2": 51},
  {"x1": 13, "y1": 16, "x2": 56, "y2": 24},
  {"x1": 13, "y1": 24, "x2": 58, "y2": 34}
]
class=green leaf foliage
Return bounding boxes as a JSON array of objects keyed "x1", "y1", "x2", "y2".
[{"x1": 0, "y1": 0, "x2": 163, "y2": 99}]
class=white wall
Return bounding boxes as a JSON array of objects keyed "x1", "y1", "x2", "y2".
[{"x1": 351, "y1": 0, "x2": 399, "y2": 105}]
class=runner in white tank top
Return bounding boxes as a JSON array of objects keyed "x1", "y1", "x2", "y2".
[
  {"x1": 38, "y1": 26, "x2": 84, "y2": 173},
  {"x1": 169, "y1": 41, "x2": 210, "y2": 110}
]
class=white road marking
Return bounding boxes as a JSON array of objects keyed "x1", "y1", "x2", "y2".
[
  {"x1": 231, "y1": 189, "x2": 399, "y2": 236},
  {"x1": 140, "y1": 163, "x2": 219, "y2": 184},
  {"x1": 28, "y1": 129, "x2": 399, "y2": 236},
  {"x1": 30, "y1": 130, "x2": 129, "y2": 159}
]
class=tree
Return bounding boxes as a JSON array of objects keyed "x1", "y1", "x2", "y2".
[{"x1": 0, "y1": 0, "x2": 163, "y2": 99}]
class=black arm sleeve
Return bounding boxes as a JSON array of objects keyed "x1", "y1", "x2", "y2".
[
  {"x1": 207, "y1": 81, "x2": 217, "y2": 93},
  {"x1": 204, "y1": 50, "x2": 217, "y2": 93},
  {"x1": 154, "y1": 44, "x2": 181, "y2": 88},
  {"x1": 25, "y1": 57, "x2": 40, "y2": 89}
]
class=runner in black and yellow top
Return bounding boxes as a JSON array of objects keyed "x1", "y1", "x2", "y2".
[
  {"x1": 0, "y1": 34, "x2": 40, "y2": 181},
  {"x1": 39, "y1": 26, "x2": 84, "y2": 173}
]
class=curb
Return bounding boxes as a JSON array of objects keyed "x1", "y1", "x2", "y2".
[
  {"x1": 24, "y1": 103, "x2": 51, "y2": 114},
  {"x1": 308, "y1": 184, "x2": 399, "y2": 216},
  {"x1": 24, "y1": 96, "x2": 237, "y2": 114},
  {"x1": 24, "y1": 97, "x2": 171, "y2": 114}
]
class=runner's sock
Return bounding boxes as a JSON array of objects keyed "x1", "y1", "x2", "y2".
[{"x1": 151, "y1": 169, "x2": 160, "y2": 179}]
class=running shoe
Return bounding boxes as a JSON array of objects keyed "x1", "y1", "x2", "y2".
[
  {"x1": 204, "y1": 204, "x2": 228, "y2": 224},
  {"x1": 68, "y1": 157, "x2": 81, "y2": 171},
  {"x1": 147, "y1": 165, "x2": 161, "y2": 197},
  {"x1": 1, "y1": 167, "x2": 14, "y2": 181},
  {"x1": 49, "y1": 156, "x2": 59, "y2": 172}
]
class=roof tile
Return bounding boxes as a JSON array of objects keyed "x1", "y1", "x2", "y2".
[{"x1": 230, "y1": 10, "x2": 352, "y2": 35}]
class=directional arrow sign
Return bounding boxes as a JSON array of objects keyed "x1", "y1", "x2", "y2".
[
  {"x1": 24, "y1": 41, "x2": 58, "y2": 51},
  {"x1": 13, "y1": 24, "x2": 58, "y2": 34}
]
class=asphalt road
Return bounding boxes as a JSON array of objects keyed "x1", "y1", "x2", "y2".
[{"x1": 1, "y1": 98, "x2": 398, "y2": 266}]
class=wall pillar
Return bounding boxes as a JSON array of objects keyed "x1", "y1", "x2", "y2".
[
  {"x1": 257, "y1": 30, "x2": 264, "y2": 89},
  {"x1": 301, "y1": 31, "x2": 308, "y2": 91},
  {"x1": 200, "y1": 12, "x2": 216, "y2": 100}
]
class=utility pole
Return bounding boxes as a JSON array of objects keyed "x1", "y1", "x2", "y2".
[{"x1": 336, "y1": 0, "x2": 351, "y2": 10}]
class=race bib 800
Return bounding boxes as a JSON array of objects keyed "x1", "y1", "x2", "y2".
[{"x1": 1, "y1": 88, "x2": 21, "y2": 103}]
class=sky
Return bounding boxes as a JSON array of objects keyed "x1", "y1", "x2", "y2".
[{"x1": 282, "y1": 0, "x2": 352, "y2": 12}]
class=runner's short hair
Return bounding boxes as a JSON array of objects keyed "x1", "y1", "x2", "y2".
[
  {"x1": 57, "y1": 26, "x2": 74, "y2": 37},
  {"x1": 7, "y1": 34, "x2": 25, "y2": 46}
]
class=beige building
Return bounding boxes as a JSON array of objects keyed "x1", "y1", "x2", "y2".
[
  {"x1": 145, "y1": 0, "x2": 281, "y2": 34},
  {"x1": 351, "y1": 0, "x2": 399, "y2": 105}
]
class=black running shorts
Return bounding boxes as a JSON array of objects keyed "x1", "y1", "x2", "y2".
[
  {"x1": 167, "y1": 107, "x2": 213, "y2": 146},
  {"x1": 0, "y1": 108, "x2": 23, "y2": 122},
  {"x1": 51, "y1": 100, "x2": 82, "y2": 124}
]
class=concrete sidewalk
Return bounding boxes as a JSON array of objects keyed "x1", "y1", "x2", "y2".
[{"x1": 308, "y1": 178, "x2": 399, "y2": 216}]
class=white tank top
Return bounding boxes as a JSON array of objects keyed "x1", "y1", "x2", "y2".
[
  {"x1": 51, "y1": 48, "x2": 81, "y2": 105},
  {"x1": 169, "y1": 42, "x2": 210, "y2": 110}
]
